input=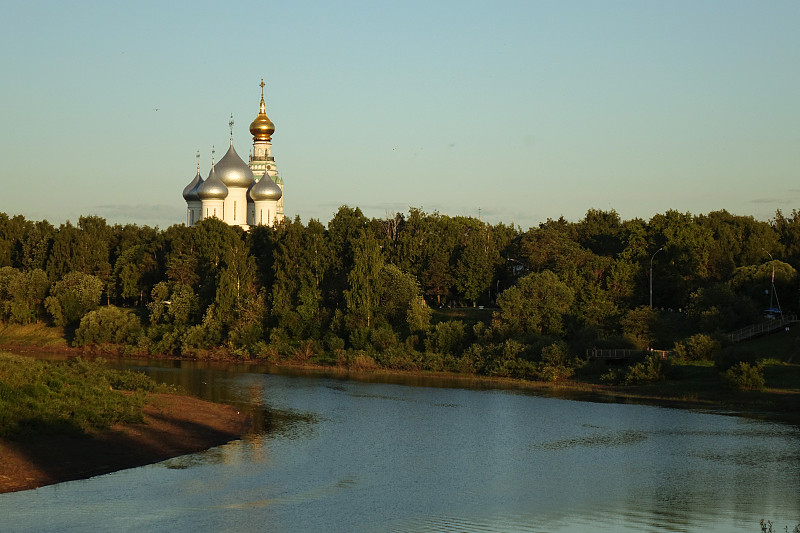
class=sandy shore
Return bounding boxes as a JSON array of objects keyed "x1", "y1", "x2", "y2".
[{"x1": 0, "y1": 393, "x2": 250, "y2": 494}]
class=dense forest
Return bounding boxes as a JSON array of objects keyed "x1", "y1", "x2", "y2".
[{"x1": 2, "y1": 206, "x2": 800, "y2": 387}]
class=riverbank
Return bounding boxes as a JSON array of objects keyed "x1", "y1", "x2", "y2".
[
  {"x1": 5, "y1": 336, "x2": 800, "y2": 423},
  {"x1": 0, "y1": 351, "x2": 251, "y2": 494},
  {"x1": 0, "y1": 392, "x2": 249, "y2": 494}
]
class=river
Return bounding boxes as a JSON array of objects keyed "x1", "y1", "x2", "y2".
[{"x1": 1, "y1": 358, "x2": 798, "y2": 532}]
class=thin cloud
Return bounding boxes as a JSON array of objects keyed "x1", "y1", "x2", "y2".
[
  {"x1": 91, "y1": 204, "x2": 185, "y2": 228},
  {"x1": 750, "y1": 197, "x2": 791, "y2": 205}
]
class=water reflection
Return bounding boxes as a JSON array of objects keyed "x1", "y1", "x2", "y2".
[{"x1": 2, "y1": 354, "x2": 799, "y2": 533}]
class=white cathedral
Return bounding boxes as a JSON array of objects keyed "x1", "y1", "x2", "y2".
[{"x1": 182, "y1": 80, "x2": 284, "y2": 229}]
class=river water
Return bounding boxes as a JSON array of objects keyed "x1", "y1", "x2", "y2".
[{"x1": 1, "y1": 358, "x2": 799, "y2": 532}]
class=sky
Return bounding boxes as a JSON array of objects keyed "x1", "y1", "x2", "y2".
[{"x1": 1, "y1": 1, "x2": 798, "y2": 230}]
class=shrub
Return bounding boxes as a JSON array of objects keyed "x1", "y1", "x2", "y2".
[
  {"x1": 349, "y1": 327, "x2": 371, "y2": 350},
  {"x1": 344, "y1": 351, "x2": 378, "y2": 371},
  {"x1": 425, "y1": 320, "x2": 467, "y2": 356},
  {"x1": 602, "y1": 353, "x2": 671, "y2": 385},
  {"x1": 370, "y1": 325, "x2": 398, "y2": 351},
  {"x1": 73, "y1": 307, "x2": 144, "y2": 347},
  {"x1": 624, "y1": 354, "x2": 670, "y2": 385},
  {"x1": 324, "y1": 333, "x2": 345, "y2": 352},
  {"x1": 674, "y1": 334, "x2": 721, "y2": 361},
  {"x1": 721, "y1": 362, "x2": 765, "y2": 391},
  {"x1": 293, "y1": 339, "x2": 318, "y2": 363},
  {"x1": 379, "y1": 346, "x2": 421, "y2": 371},
  {"x1": 714, "y1": 347, "x2": 758, "y2": 372}
]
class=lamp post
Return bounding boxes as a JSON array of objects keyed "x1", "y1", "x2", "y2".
[
  {"x1": 650, "y1": 247, "x2": 663, "y2": 309},
  {"x1": 763, "y1": 249, "x2": 782, "y2": 318}
]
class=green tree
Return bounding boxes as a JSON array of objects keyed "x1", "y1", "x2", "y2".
[
  {"x1": 647, "y1": 210, "x2": 715, "y2": 308},
  {"x1": 377, "y1": 263, "x2": 431, "y2": 334},
  {"x1": 576, "y1": 208, "x2": 625, "y2": 257},
  {"x1": 730, "y1": 260, "x2": 796, "y2": 313},
  {"x1": 270, "y1": 217, "x2": 331, "y2": 340},
  {"x1": 17, "y1": 219, "x2": 55, "y2": 271},
  {"x1": 453, "y1": 218, "x2": 498, "y2": 306},
  {"x1": 494, "y1": 270, "x2": 575, "y2": 336},
  {"x1": 344, "y1": 229, "x2": 383, "y2": 329},
  {"x1": 8, "y1": 269, "x2": 50, "y2": 324},
  {"x1": 620, "y1": 306, "x2": 660, "y2": 349},
  {"x1": 45, "y1": 216, "x2": 113, "y2": 284},
  {"x1": 327, "y1": 206, "x2": 369, "y2": 308},
  {"x1": 74, "y1": 306, "x2": 143, "y2": 346},
  {"x1": 45, "y1": 271, "x2": 104, "y2": 326},
  {"x1": 425, "y1": 320, "x2": 467, "y2": 355},
  {"x1": 699, "y1": 210, "x2": 780, "y2": 280}
]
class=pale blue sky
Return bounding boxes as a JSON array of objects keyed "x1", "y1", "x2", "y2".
[{"x1": 1, "y1": 1, "x2": 798, "y2": 229}]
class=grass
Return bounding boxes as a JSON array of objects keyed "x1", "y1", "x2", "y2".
[
  {"x1": 430, "y1": 307, "x2": 494, "y2": 327},
  {"x1": 0, "y1": 322, "x2": 68, "y2": 347},
  {"x1": 0, "y1": 352, "x2": 164, "y2": 439},
  {"x1": 736, "y1": 327, "x2": 800, "y2": 362}
]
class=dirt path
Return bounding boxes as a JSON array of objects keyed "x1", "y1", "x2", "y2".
[{"x1": 0, "y1": 393, "x2": 250, "y2": 494}]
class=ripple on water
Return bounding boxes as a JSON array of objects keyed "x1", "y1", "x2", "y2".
[{"x1": 533, "y1": 429, "x2": 648, "y2": 451}]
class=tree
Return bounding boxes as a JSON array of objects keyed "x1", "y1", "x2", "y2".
[
  {"x1": 699, "y1": 210, "x2": 780, "y2": 280},
  {"x1": 190, "y1": 218, "x2": 244, "y2": 308},
  {"x1": 74, "y1": 306, "x2": 143, "y2": 346},
  {"x1": 377, "y1": 263, "x2": 431, "y2": 334},
  {"x1": 344, "y1": 229, "x2": 383, "y2": 329},
  {"x1": 163, "y1": 224, "x2": 200, "y2": 288},
  {"x1": 108, "y1": 243, "x2": 159, "y2": 306},
  {"x1": 17, "y1": 219, "x2": 55, "y2": 271},
  {"x1": 270, "y1": 217, "x2": 331, "y2": 341},
  {"x1": 730, "y1": 260, "x2": 796, "y2": 313},
  {"x1": 327, "y1": 206, "x2": 369, "y2": 308},
  {"x1": 686, "y1": 283, "x2": 758, "y2": 333},
  {"x1": 774, "y1": 209, "x2": 800, "y2": 270},
  {"x1": 214, "y1": 232, "x2": 258, "y2": 329},
  {"x1": 45, "y1": 216, "x2": 113, "y2": 284},
  {"x1": 620, "y1": 306, "x2": 660, "y2": 349},
  {"x1": 647, "y1": 210, "x2": 715, "y2": 308},
  {"x1": 576, "y1": 208, "x2": 624, "y2": 257},
  {"x1": 5, "y1": 268, "x2": 50, "y2": 324},
  {"x1": 45, "y1": 271, "x2": 104, "y2": 326},
  {"x1": 494, "y1": 270, "x2": 575, "y2": 336},
  {"x1": 453, "y1": 218, "x2": 498, "y2": 306}
]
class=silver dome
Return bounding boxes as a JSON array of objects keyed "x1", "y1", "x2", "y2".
[
  {"x1": 249, "y1": 172, "x2": 283, "y2": 202},
  {"x1": 197, "y1": 165, "x2": 228, "y2": 200},
  {"x1": 182, "y1": 170, "x2": 204, "y2": 202},
  {"x1": 216, "y1": 144, "x2": 255, "y2": 189}
]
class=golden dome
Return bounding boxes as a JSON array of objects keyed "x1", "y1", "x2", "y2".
[{"x1": 249, "y1": 79, "x2": 275, "y2": 140}]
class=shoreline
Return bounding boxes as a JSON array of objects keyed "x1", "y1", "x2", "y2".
[
  {"x1": 0, "y1": 392, "x2": 250, "y2": 494},
  {"x1": 2, "y1": 341, "x2": 799, "y2": 493},
  {"x1": 6, "y1": 341, "x2": 800, "y2": 424}
]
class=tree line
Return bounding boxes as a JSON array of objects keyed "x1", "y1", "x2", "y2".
[{"x1": 1, "y1": 206, "x2": 799, "y2": 383}]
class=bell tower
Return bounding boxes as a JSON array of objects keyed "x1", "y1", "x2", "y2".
[{"x1": 249, "y1": 78, "x2": 284, "y2": 222}]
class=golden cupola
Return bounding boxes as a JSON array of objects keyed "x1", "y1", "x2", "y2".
[{"x1": 249, "y1": 79, "x2": 275, "y2": 141}]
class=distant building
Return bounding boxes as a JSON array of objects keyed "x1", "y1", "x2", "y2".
[{"x1": 182, "y1": 79, "x2": 284, "y2": 228}]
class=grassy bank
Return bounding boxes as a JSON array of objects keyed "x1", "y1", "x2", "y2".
[
  {"x1": 0, "y1": 352, "x2": 165, "y2": 439},
  {"x1": 0, "y1": 323, "x2": 68, "y2": 348},
  {"x1": 3, "y1": 319, "x2": 800, "y2": 424},
  {"x1": 0, "y1": 351, "x2": 251, "y2": 493}
]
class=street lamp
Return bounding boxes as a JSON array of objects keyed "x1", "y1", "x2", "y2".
[
  {"x1": 763, "y1": 249, "x2": 782, "y2": 318},
  {"x1": 650, "y1": 247, "x2": 663, "y2": 309}
]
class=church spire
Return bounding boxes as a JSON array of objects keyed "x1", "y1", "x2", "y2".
[{"x1": 250, "y1": 78, "x2": 275, "y2": 141}]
